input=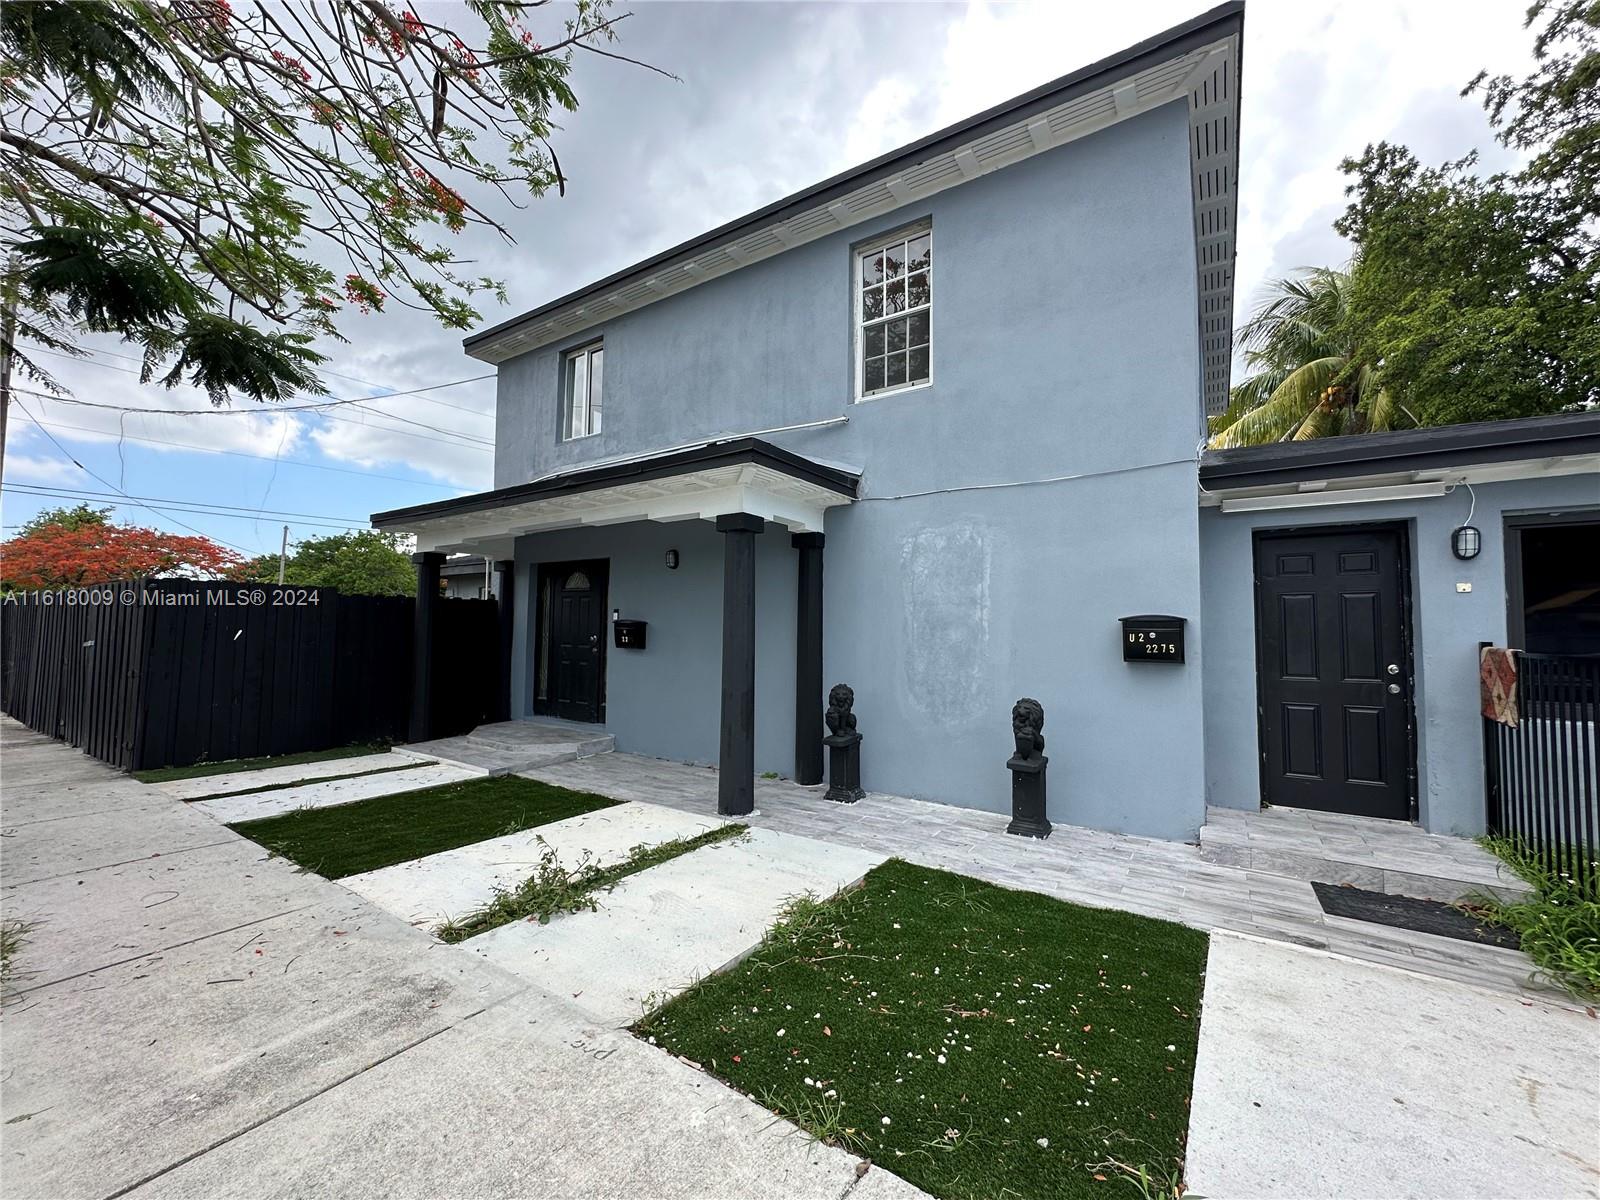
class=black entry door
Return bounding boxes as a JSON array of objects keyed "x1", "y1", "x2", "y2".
[
  {"x1": 1254, "y1": 527, "x2": 1412, "y2": 819},
  {"x1": 539, "y1": 560, "x2": 607, "y2": 723}
]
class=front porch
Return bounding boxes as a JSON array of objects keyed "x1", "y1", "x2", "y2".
[{"x1": 373, "y1": 437, "x2": 860, "y2": 817}]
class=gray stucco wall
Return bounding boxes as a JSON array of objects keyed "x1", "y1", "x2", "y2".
[
  {"x1": 1199, "y1": 473, "x2": 1600, "y2": 837},
  {"x1": 510, "y1": 520, "x2": 797, "y2": 773},
  {"x1": 494, "y1": 100, "x2": 1210, "y2": 839}
]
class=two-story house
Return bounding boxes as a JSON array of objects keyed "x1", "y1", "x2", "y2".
[{"x1": 375, "y1": 1, "x2": 1600, "y2": 845}]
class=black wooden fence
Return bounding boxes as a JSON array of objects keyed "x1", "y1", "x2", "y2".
[
  {"x1": 1483, "y1": 650, "x2": 1600, "y2": 884},
  {"x1": 1, "y1": 581, "x2": 499, "y2": 771}
]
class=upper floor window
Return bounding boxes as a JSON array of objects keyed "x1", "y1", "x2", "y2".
[
  {"x1": 857, "y1": 225, "x2": 931, "y2": 400},
  {"x1": 563, "y1": 341, "x2": 603, "y2": 439}
]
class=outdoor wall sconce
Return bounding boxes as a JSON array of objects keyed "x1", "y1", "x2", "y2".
[
  {"x1": 664, "y1": 549, "x2": 680, "y2": 570},
  {"x1": 1451, "y1": 525, "x2": 1481, "y2": 560}
]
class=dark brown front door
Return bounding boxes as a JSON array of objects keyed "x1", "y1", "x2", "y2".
[
  {"x1": 1254, "y1": 526, "x2": 1413, "y2": 819},
  {"x1": 536, "y1": 560, "x2": 607, "y2": 723}
]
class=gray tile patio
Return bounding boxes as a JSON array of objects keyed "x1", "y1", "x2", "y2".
[
  {"x1": 1199, "y1": 803, "x2": 1532, "y2": 902},
  {"x1": 510, "y1": 750, "x2": 1566, "y2": 1004}
]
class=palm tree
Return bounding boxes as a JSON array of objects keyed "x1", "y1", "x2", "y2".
[{"x1": 1209, "y1": 263, "x2": 1414, "y2": 447}]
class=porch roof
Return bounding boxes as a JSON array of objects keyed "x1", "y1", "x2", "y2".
[
  {"x1": 1199, "y1": 412, "x2": 1600, "y2": 508},
  {"x1": 371, "y1": 436, "x2": 859, "y2": 555}
]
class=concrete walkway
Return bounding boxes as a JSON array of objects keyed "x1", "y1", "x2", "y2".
[
  {"x1": 189, "y1": 760, "x2": 483, "y2": 824},
  {"x1": 1186, "y1": 932, "x2": 1600, "y2": 1199},
  {"x1": 0, "y1": 720, "x2": 919, "y2": 1200},
  {"x1": 145, "y1": 751, "x2": 435, "y2": 802}
]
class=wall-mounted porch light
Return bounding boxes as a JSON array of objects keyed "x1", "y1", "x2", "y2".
[{"x1": 664, "y1": 549, "x2": 680, "y2": 570}]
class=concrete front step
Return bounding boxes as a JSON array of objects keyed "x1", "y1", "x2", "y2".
[
  {"x1": 399, "y1": 721, "x2": 614, "y2": 776},
  {"x1": 1199, "y1": 806, "x2": 1532, "y2": 903},
  {"x1": 466, "y1": 721, "x2": 614, "y2": 758}
]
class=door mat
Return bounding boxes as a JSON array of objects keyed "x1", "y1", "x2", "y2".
[{"x1": 1312, "y1": 881, "x2": 1521, "y2": 950}]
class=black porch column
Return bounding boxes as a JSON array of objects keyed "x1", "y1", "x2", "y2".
[
  {"x1": 409, "y1": 551, "x2": 444, "y2": 743},
  {"x1": 716, "y1": 513, "x2": 764, "y2": 816},
  {"x1": 792, "y1": 533, "x2": 825, "y2": 785},
  {"x1": 494, "y1": 559, "x2": 516, "y2": 722}
]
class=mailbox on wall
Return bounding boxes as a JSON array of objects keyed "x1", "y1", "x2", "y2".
[
  {"x1": 614, "y1": 619, "x2": 647, "y2": 650},
  {"x1": 1120, "y1": 615, "x2": 1185, "y2": 663}
]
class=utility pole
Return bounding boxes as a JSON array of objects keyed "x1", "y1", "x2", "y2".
[
  {"x1": 0, "y1": 257, "x2": 17, "y2": 490},
  {"x1": 277, "y1": 524, "x2": 288, "y2": 584}
]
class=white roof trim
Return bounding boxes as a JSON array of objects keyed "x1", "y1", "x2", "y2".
[
  {"x1": 467, "y1": 32, "x2": 1241, "y2": 420},
  {"x1": 406, "y1": 462, "x2": 852, "y2": 553},
  {"x1": 1199, "y1": 454, "x2": 1600, "y2": 509}
]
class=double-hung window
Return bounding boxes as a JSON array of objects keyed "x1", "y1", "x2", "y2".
[
  {"x1": 857, "y1": 226, "x2": 931, "y2": 399},
  {"x1": 563, "y1": 341, "x2": 603, "y2": 439}
]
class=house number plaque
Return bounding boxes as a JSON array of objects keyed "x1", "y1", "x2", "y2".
[{"x1": 1119, "y1": 615, "x2": 1186, "y2": 663}]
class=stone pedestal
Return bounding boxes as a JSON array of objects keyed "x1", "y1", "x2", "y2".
[
  {"x1": 1006, "y1": 753, "x2": 1051, "y2": 838},
  {"x1": 824, "y1": 731, "x2": 864, "y2": 804}
]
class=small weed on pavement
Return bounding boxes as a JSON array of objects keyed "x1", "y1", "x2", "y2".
[
  {"x1": 437, "y1": 824, "x2": 748, "y2": 941},
  {"x1": 635, "y1": 858, "x2": 1207, "y2": 1200}
]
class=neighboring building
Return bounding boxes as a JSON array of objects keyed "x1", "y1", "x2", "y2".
[
  {"x1": 1199, "y1": 415, "x2": 1598, "y2": 839},
  {"x1": 440, "y1": 556, "x2": 497, "y2": 600},
  {"x1": 373, "y1": 2, "x2": 1599, "y2": 842}
]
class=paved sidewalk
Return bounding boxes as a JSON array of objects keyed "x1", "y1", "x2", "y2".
[
  {"x1": 0, "y1": 720, "x2": 916, "y2": 1200},
  {"x1": 1186, "y1": 932, "x2": 1600, "y2": 1199}
]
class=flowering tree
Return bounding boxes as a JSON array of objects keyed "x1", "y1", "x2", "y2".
[
  {"x1": 1, "y1": 0, "x2": 651, "y2": 403},
  {"x1": 0, "y1": 517, "x2": 242, "y2": 590}
]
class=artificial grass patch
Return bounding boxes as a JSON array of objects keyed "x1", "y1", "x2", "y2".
[
  {"x1": 635, "y1": 859, "x2": 1208, "y2": 1200},
  {"x1": 133, "y1": 742, "x2": 388, "y2": 783},
  {"x1": 230, "y1": 775, "x2": 622, "y2": 879}
]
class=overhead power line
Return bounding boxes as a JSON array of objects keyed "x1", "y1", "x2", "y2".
[
  {"x1": 25, "y1": 416, "x2": 461, "y2": 490},
  {"x1": 3, "y1": 482, "x2": 368, "y2": 524},
  {"x1": 6, "y1": 398, "x2": 256, "y2": 552},
  {"x1": 25, "y1": 347, "x2": 495, "y2": 419},
  {"x1": 13, "y1": 386, "x2": 493, "y2": 452},
  {"x1": 3, "y1": 485, "x2": 366, "y2": 534},
  {"x1": 35, "y1": 345, "x2": 496, "y2": 419}
]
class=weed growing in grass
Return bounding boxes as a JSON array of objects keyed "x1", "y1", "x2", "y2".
[
  {"x1": 753, "y1": 1085, "x2": 869, "y2": 1153},
  {"x1": 437, "y1": 824, "x2": 749, "y2": 942},
  {"x1": 1472, "y1": 835, "x2": 1600, "y2": 1001}
]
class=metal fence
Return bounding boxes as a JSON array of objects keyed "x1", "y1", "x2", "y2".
[
  {"x1": 1, "y1": 581, "x2": 499, "y2": 771},
  {"x1": 1483, "y1": 650, "x2": 1600, "y2": 884}
]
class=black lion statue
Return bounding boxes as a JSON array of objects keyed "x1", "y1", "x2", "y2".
[
  {"x1": 825, "y1": 683, "x2": 857, "y2": 737},
  {"x1": 1011, "y1": 697, "x2": 1045, "y2": 761}
]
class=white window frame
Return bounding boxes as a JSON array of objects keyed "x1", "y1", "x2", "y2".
[
  {"x1": 562, "y1": 340, "x2": 604, "y2": 440},
  {"x1": 853, "y1": 221, "x2": 932, "y2": 403}
]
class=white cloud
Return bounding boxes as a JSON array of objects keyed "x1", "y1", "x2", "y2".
[
  {"x1": 9, "y1": 0, "x2": 1552, "y2": 500},
  {"x1": 2, "y1": 453, "x2": 82, "y2": 486}
]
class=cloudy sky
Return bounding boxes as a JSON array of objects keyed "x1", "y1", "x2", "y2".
[{"x1": 4, "y1": 0, "x2": 1536, "y2": 559}]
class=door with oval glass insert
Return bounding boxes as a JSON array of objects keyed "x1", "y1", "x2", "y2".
[
  {"x1": 534, "y1": 559, "x2": 608, "y2": 723},
  {"x1": 1253, "y1": 527, "x2": 1412, "y2": 819}
]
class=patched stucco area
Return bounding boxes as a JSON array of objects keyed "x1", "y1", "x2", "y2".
[{"x1": 899, "y1": 522, "x2": 994, "y2": 729}]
